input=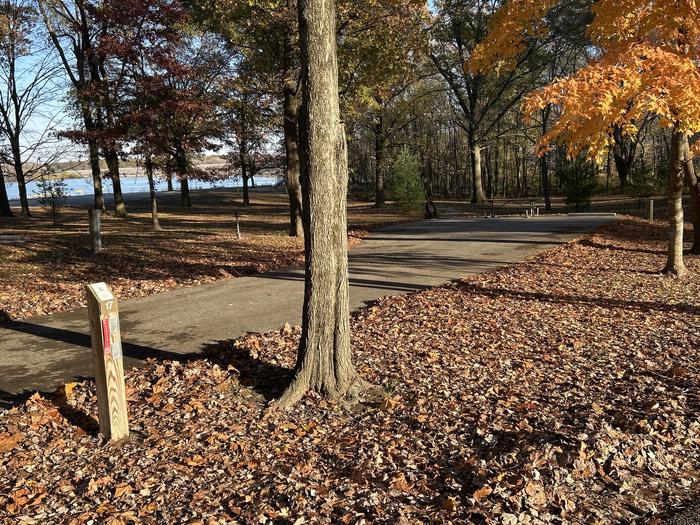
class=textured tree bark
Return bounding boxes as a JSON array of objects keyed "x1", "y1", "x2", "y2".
[
  {"x1": 145, "y1": 155, "x2": 161, "y2": 231},
  {"x1": 541, "y1": 153, "x2": 551, "y2": 211},
  {"x1": 521, "y1": 150, "x2": 528, "y2": 196},
  {"x1": 374, "y1": 114, "x2": 385, "y2": 207},
  {"x1": 239, "y1": 148, "x2": 251, "y2": 207},
  {"x1": 468, "y1": 132, "x2": 486, "y2": 204},
  {"x1": 682, "y1": 135, "x2": 700, "y2": 255},
  {"x1": 242, "y1": 171, "x2": 250, "y2": 206},
  {"x1": 492, "y1": 139, "x2": 500, "y2": 199},
  {"x1": 104, "y1": 149, "x2": 128, "y2": 218},
  {"x1": 10, "y1": 141, "x2": 30, "y2": 217},
  {"x1": 175, "y1": 151, "x2": 191, "y2": 207},
  {"x1": 285, "y1": 111, "x2": 303, "y2": 235},
  {"x1": 88, "y1": 139, "x2": 106, "y2": 213},
  {"x1": 0, "y1": 165, "x2": 12, "y2": 217},
  {"x1": 81, "y1": 107, "x2": 106, "y2": 213},
  {"x1": 541, "y1": 108, "x2": 551, "y2": 210},
  {"x1": 275, "y1": 0, "x2": 363, "y2": 409},
  {"x1": 282, "y1": 3, "x2": 304, "y2": 237},
  {"x1": 612, "y1": 126, "x2": 637, "y2": 186},
  {"x1": 485, "y1": 147, "x2": 492, "y2": 198},
  {"x1": 15, "y1": 177, "x2": 29, "y2": 217},
  {"x1": 612, "y1": 153, "x2": 630, "y2": 186},
  {"x1": 663, "y1": 130, "x2": 687, "y2": 277},
  {"x1": 284, "y1": 90, "x2": 303, "y2": 235},
  {"x1": 180, "y1": 177, "x2": 191, "y2": 207}
]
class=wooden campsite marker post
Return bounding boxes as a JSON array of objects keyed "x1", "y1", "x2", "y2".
[
  {"x1": 86, "y1": 282, "x2": 129, "y2": 441},
  {"x1": 647, "y1": 199, "x2": 654, "y2": 222}
]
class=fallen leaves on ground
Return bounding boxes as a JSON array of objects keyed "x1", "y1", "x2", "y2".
[{"x1": 1, "y1": 217, "x2": 699, "y2": 524}]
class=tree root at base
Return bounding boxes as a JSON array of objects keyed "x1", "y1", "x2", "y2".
[
  {"x1": 661, "y1": 264, "x2": 689, "y2": 278},
  {"x1": 269, "y1": 374, "x2": 382, "y2": 411}
]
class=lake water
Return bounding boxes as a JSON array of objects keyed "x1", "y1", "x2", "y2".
[{"x1": 5, "y1": 174, "x2": 280, "y2": 201}]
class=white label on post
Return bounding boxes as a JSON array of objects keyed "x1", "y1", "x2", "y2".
[
  {"x1": 108, "y1": 313, "x2": 122, "y2": 359},
  {"x1": 91, "y1": 282, "x2": 114, "y2": 303}
]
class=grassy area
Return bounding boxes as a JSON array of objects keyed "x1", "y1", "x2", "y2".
[
  {"x1": 0, "y1": 190, "x2": 420, "y2": 320},
  {"x1": 1, "y1": 218, "x2": 698, "y2": 523}
]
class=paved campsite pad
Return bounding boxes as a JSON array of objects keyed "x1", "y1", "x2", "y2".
[{"x1": 0, "y1": 215, "x2": 614, "y2": 404}]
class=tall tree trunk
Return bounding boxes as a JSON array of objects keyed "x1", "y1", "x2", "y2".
[
  {"x1": 99, "y1": 56, "x2": 129, "y2": 218},
  {"x1": 468, "y1": 130, "x2": 485, "y2": 204},
  {"x1": 180, "y1": 177, "x2": 191, "y2": 207},
  {"x1": 663, "y1": 130, "x2": 687, "y2": 276},
  {"x1": 282, "y1": 23, "x2": 304, "y2": 237},
  {"x1": 374, "y1": 112, "x2": 385, "y2": 207},
  {"x1": 493, "y1": 139, "x2": 500, "y2": 200},
  {"x1": 11, "y1": 141, "x2": 30, "y2": 217},
  {"x1": 145, "y1": 155, "x2": 161, "y2": 231},
  {"x1": 612, "y1": 153, "x2": 630, "y2": 187},
  {"x1": 240, "y1": 149, "x2": 250, "y2": 207},
  {"x1": 515, "y1": 146, "x2": 522, "y2": 197},
  {"x1": 88, "y1": 139, "x2": 106, "y2": 212},
  {"x1": 79, "y1": 107, "x2": 106, "y2": 213},
  {"x1": 682, "y1": 135, "x2": 700, "y2": 255},
  {"x1": 0, "y1": 165, "x2": 12, "y2": 217},
  {"x1": 485, "y1": 147, "x2": 492, "y2": 199},
  {"x1": 285, "y1": 111, "x2": 304, "y2": 235},
  {"x1": 166, "y1": 173, "x2": 173, "y2": 192},
  {"x1": 175, "y1": 151, "x2": 191, "y2": 207},
  {"x1": 541, "y1": 153, "x2": 551, "y2": 211},
  {"x1": 541, "y1": 108, "x2": 551, "y2": 210},
  {"x1": 275, "y1": 0, "x2": 363, "y2": 408},
  {"x1": 104, "y1": 149, "x2": 128, "y2": 218},
  {"x1": 612, "y1": 126, "x2": 637, "y2": 187},
  {"x1": 15, "y1": 174, "x2": 29, "y2": 217},
  {"x1": 242, "y1": 173, "x2": 250, "y2": 206},
  {"x1": 502, "y1": 146, "x2": 508, "y2": 198}
]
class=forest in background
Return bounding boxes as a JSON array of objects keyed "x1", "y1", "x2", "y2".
[{"x1": 0, "y1": 0, "x2": 687, "y2": 223}]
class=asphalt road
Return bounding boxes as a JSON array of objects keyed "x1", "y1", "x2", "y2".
[{"x1": 0, "y1": 215, "x2": 614, "y2": 406}]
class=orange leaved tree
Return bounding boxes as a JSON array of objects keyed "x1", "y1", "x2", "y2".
[{"x1": 473, "y1": 0, "x2": 700, "y2": 275}]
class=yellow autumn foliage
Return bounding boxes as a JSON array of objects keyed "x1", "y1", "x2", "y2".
[{"x1": 471, "y1": 0, "x2": 700, "y2": 161}]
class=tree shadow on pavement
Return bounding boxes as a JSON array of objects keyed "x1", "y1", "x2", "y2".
[
  {"x1": 0, "y1": 320, "x2": 202, "y2": 411},
  {"x1": 0, "y1": 320, "x2": 201, "y2": 363}
]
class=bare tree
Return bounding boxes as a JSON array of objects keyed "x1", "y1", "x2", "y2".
[
  {"x1": 0, "y1": 0, "x2": 64, "y2": 217},
  {"x1": 38, "y1": 0, "x2": 130, "y2": 217},
  {"x1": 223, "y1": 65, "x2": 277, "y2": 207}
]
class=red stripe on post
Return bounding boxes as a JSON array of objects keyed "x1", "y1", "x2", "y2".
[{"x1": 102, "y1": 317, "x2": 111, "y2": 355}]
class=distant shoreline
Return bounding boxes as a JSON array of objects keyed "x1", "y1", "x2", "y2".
[
  {"x1": 4, "y1": 166, "x2": 281, "y2": 201},
  {"x1": 8, "y1": 180, "x2": 284, "y2": 207},
  {"x1": 2, "y1": 162, "x2": 229, "y2": 183}
]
